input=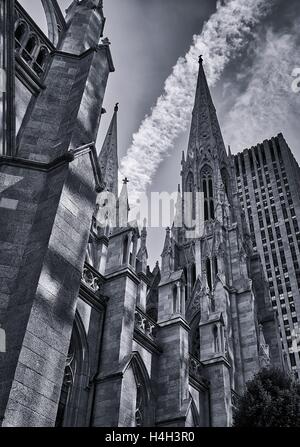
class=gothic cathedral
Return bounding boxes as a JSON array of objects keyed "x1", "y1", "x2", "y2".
[{"x1": 0, "y1": 0, "x2": 283, "y2": 427}]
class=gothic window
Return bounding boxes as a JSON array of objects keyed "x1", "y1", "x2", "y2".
[
  {"x1": 55, "y1": 315, "x2": 89, "y2": 427},
  {"x1": 34, "y1": 46, "x2": 49, "y2": 76},
  {"x1": 206, "y1": 258, "x2": 212, "y2": 291},
  {"x1": 200, "y1": 165, "x2": 214, "y2": 221},
  {"x1": 122, "y1": 236, "x2": 129, "y2": 264},
  {"x1": 22, "y1": 35, "x2": 38, "y2": 64},
  {"x1": 131, "y1": 355, "x2": 154, "y2": 427},
  {"x1": 56, "y1": 349, "x2": 76, "y2": 427}
]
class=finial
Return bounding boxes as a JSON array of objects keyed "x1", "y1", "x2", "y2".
[
  {"x1": 102, "y1": 37, "x2": 111, "y2": 46},
  {"x1": 199, "y1": 55, "x2": 203, "y2": 64},
  {"x1": 122, "y1": 177, "x2": 129, "y2": 185},
  {"x1": 114, "y1": 103, "x2": 119, "y2": 112}
]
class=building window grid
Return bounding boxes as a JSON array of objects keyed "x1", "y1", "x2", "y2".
[{"x1": 250, "y1": 144, "x2": 300, "y2": 367}]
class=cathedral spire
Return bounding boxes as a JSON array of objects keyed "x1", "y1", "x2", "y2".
[
  {"x1": 187, "y1": 57, "x2": 227, "y2": 165},
  {"x1": 98, "y1": 104, "x2": 119, "y2": 198}
]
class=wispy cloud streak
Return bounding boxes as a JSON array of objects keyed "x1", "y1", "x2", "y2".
[
  {"x1": 120, "y1": 0, "x2": 275, "y2": 205},
  {"x1": 222, "y1": 25, "x2": 300, "y2": 153}
]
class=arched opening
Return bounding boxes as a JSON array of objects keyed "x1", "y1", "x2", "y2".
[
  {"x1": 25, "y1": 35, "x2": 37, "y2": 54},
  {"x1": 206, "y1": 258, "x2": 212, "y2": 291},
  {"x1": 122, "y1": 235, "x2": 129, "y2": 264},
  {"x1": 34, "y1": 46, "x2": 49, "y2": 75},
  {"x1": 22, "y1": 35, "x2": 38, "y2": 63},
  {"x1": 15, "y1": 22, "x2": 27, "y2": 48},
  {"x1": 55, "y1": 314, "x2": 89, "y2": 427},
  {"x1": 200, "y1": 165, "x2": 214, "y2": 222},
  {"x1": 131, "y1": 353, "x2": 155, "y2": 427}
]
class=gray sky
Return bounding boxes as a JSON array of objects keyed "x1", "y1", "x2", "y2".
[{"x1": 19, "y1": 0, "x2": 300, "y2": 267}]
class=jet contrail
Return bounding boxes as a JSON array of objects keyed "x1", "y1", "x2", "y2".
[{"x1": 120, "y1": 0, "x2": 275, "y2": 207}]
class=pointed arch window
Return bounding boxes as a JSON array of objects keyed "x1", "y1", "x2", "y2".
[
  {"x1": 22, "y1": 35, "x2": 38, "y2": 64},
  {"x1": 15, "y1": 21, "x2": 28, "y2": 49},
  {"x1": 55, "y1": 315, "x2": 89, "y2": 427},
  {"x1": 34, "y1": 46, "x2": 49, "y2": 76},
  {"x1": 200, "y1": 165, "x2": 214, "y2": 221}
]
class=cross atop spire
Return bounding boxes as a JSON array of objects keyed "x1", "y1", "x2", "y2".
[{"x1": 98, "y1": 104, "x2": 119, "y2": 197}]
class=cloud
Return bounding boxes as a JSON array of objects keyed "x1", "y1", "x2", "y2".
[
  {"x1": 120, "y1": 0, "x2": 275, "y2": 206},
  {"x1": 222, "y1": 24, "x2": 300, "y2": 153}
]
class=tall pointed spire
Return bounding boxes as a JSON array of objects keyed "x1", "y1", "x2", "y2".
[
  {"x1": 187, "y1": 57, "x2": 227, "y2": 165},
  {"x1": 98, "y1": 104, "x2": 119, "y2": 198}
]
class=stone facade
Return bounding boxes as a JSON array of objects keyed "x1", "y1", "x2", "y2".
[{"x1": 0, "y1": 1, "x2": 284, "y2": 427}]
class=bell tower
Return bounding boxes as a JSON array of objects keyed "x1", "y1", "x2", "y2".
[{"x1": 157, "y1": 57, "x2": 281, "y2": 426}]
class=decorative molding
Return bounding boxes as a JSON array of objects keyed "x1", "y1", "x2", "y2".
[
  {"x1": 0, "y1": 142, "x2": 105, "y2": 193},
  {"x1": 134, "y1": 307, "x2": 157, "y2": 342},
  {"x1": 189, "y1": 355, "x2": 210, "y2": 387},
  {"x1": 81, "y1": 262, "x2": 104, "y2": 293}
]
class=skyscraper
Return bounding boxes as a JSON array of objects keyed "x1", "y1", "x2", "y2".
[{"x1": 234, "y1": 135, "x2": 300, "y2": 377}]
